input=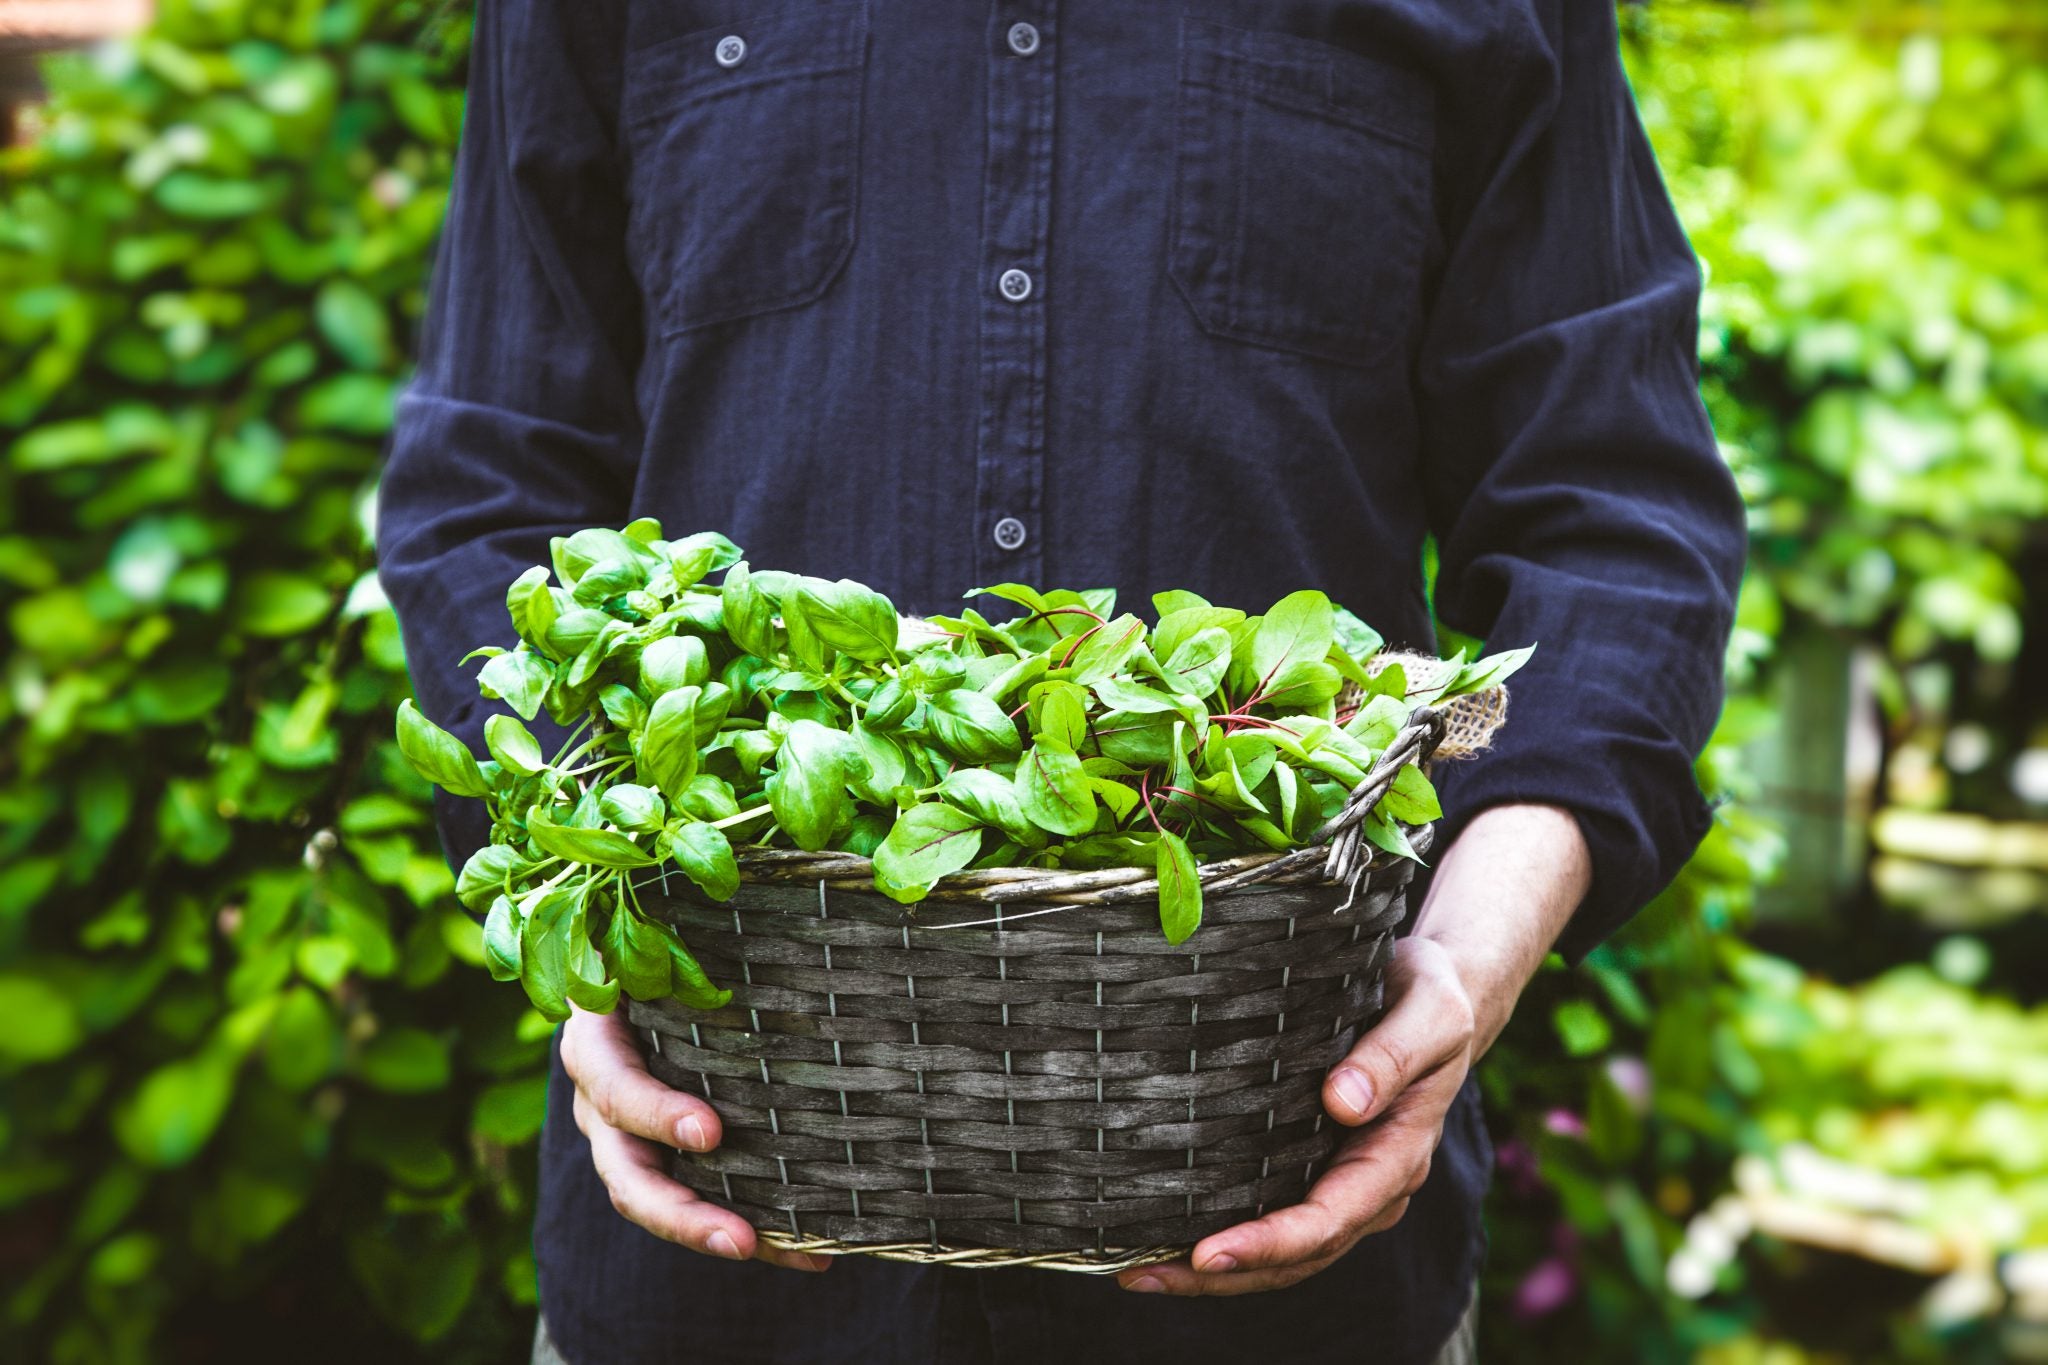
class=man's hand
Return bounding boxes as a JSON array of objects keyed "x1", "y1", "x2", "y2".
[
  {"x1": 1118, "y1": 802, "x2": 1590, "y2": 1296},
  {"x1": 561, "y1": 1006, "x2": 832, "y2": 1272}
]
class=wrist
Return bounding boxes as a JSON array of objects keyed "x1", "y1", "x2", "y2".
[{"x1": 1412, "y1": 802, "x2": 1590, "y2": 1054}]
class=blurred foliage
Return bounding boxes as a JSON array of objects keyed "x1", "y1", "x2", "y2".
[
  {"x1": 1476, "y1": 7, "x2": 2048, "y2": 1363},
  {"x1": 4, "y1": 1, "x2": 2048, "y2": 1363},
  {"x1": 0, "y1": 2, "x2": 550, "y2": 1361}
]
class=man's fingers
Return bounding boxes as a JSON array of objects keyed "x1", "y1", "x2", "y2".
[
  {"x1": 1323, "y1": 942, "x2": 1474, "y2": 1127},
  {"x1": 579, "y1": 1103, "x2": 832, "y2": 1272},
  {"x1": 562, "y1": 1007, "x2": 721, "y2": 1151},
  {"x1": 1185, "y1": 1123, "x2": 1437, "y2": 1274},
  {"x1": 1117, "y1": 1254, "x2": 1335, "y2": 1298},
  {"x1": 583, "y1": 1108, "x2": 751, "y2": 1256}
]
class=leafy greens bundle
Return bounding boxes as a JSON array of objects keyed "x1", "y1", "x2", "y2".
[{"x1": 395, "y1": 523, "x2": 1530, "y2": 1021}]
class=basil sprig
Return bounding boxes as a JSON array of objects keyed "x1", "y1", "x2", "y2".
[{"x1": 398, "y1": 522, "x2": 1531, "y2": 1019}]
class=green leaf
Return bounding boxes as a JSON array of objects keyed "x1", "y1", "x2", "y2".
[
  {"x1": 113, "y1": 1048, "x2": 237, "y2": 1168},
  {"x1": 1155, "y1": 831, "x2": 1203, "y2": 945},
  {"x1": 675, "y1": 773, "x2": 741, "y2": 822},
  {"x1": 0, "y1": 976, "x2": 82, "y2": 1063},
  {"x1": 720, "y1": 560, "x2": 778, "y2": 657},
  {"x1": 1553, "y1": 1000, "x2": 1614, "y2": 1057},
  {"x1": 1257, "y1": 658, "x2": 1342, "y2": 711},
  {"x1": 1013, "y1": 740, "x2": 1097, "y2": 836},
  {"x1": 457, "y1": 845, "x2": 535, "y2": 912},
  {"x1": 790, "y1": 576, "x2": 899, "y2": 662},
  {"x1": 478, "y1": 650, "x2": 551, "y2": 721},
  {"x1": 1332, "y1": 605, "x2": 1385, "y2": 661},
  {"x1": 924, "y1": 687, "x2": 1023, "y2": 762},
  {"x1": 1380, "y1": 765, "x2": 1442, "y2": 824},
  {"x1": 1443, "y1": 644, "x2": 1537, "y2": 699},
  {"x1": 519, "y1": 887, "x2": 578, "y2": 1021},
  {"x1": 395, "y1": 700, "x2": 488, "y2": 798},
  {"x1": 873, "y1": 803, "x2": 985, "y2": 903},
  {"x1": 1060, "y1": 613, "x2": 1148, "y2": 684},
  {"x1": 1250, "y1": 590, "x2": 1335, "y2": 687},
  {"x1": 667, "y1": 936, "x2": 731, "y2": 1010},
  {"x1": 526, "y1": 807, "x2": 655, "y2": 869},
  {"x1": 507, "y1": 566, "x2": 559, "y2": 653},
  {"x1": 484, "y1": 714, "x2": 546, "y2": 776},
  {"x1": 482, "y1": 896, "x2": 523, "y2": 982},
  {"x1": 356, "y1": 1027, "x2": 451, "y2": 1093},
  {"x1": 1032, "y1": 680, "x2": 1091, "y2": 750},
  {"x1": 666, "y1": 821, "x2": 740, "y2": 900},
  {"x1": 234, "y1": 570, "x2": 332, "y2": 636},
  {"x1": 1091, "y1": 709, "x2": 1180, "y2": 766},
  {"x1": 313, "y1": 277, "x2": 393, "y2": 369},
  {"x1": 847, "y1": 719, "x2": 909, "y2": 804},
  {"x1": 599, "y1": 783, "x2": 666, "y2": 833},
  {"x1": 938, "y1": 768, "x2": 1043, "y2": 846},
  {"x1": 638, "y1": 634, "x2": 709, "y2": 696},
  {"x1": 605, "y1": 907, "x2": 672, "y2": 1001},
  {"x1": 766, "y1": 719, "x2": 852, "y2": 850},
  {"x1": 566, "y1": 935, "x2": 620, "y2": 1013},
  {"x1": 668, "y1": 531, "x2": 743, "y2": 586},
  {"x1": 1162, "y1": 626, "x2": 1233, "y2": 696},
  {"x1": 638, "y1": 686, "x2": 701, "y2": 795}
]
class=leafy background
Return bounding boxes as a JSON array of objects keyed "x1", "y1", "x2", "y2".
[{"x1": 1, "y1": 1, "x2": 2044, "y2": 1361}]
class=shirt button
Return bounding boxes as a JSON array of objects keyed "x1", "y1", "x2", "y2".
[
  {"x1": 715, "y1": 35, "x2": 747, "y2": 67},
  {"x1": 1007, "y1": 22, "x2": 1041, "y2": 56},
  {"x1": 997, "y1": 268, "x2": 1033, "y2": 302},
  {"x1": 992, "y1": 517, "x2": 1028, "y2": 552}
]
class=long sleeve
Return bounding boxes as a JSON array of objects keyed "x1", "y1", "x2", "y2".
[
  {"x1": 1416, "y1": 2, "x2": 1746, "y2": 962},
  {"x1": 375, "y1": 0, "x2": 639, "y2": 868}
]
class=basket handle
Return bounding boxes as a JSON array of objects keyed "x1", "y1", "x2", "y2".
[{"x1": 1311, "y1": 704, "x2": 1447, "y2": 912}]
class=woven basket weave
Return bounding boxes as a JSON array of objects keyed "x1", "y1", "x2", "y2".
[{"x1": 628, "y1": 681, "x2": 1490, "y2": 1273}]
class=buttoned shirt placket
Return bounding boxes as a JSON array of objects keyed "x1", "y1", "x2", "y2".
[{"x1": 972, "y1": 3, "x2": 1057, "y2": 588}]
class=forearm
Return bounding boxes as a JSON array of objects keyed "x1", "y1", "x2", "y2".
[{"x1": 1411, "y1": 802, "x2": 1591, "y2": 1055}]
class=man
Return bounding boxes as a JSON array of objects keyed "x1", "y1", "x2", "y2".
[{"x1": 376, "y1": 2, "x2": 1745, "y2": 1361}]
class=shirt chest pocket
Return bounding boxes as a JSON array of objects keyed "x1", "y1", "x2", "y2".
[
  {"x1": 620, "y1": 2, "x2": 868, "y2": 338},
  {"x1": 1170, "y1": 19, "x2": 1436, "y2": 367}
]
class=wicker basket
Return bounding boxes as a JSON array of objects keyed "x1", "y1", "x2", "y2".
[{"x1": 628, "y1": 685, "x2": 1481, "y2": 1273}]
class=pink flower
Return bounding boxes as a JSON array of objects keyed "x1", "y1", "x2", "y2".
[
  {"x1": 1543, "y1": 1108, "x2": 1588, "y2": 1140},
  {"x1": 1606, "y1": 1054, "x2": 1653, "y2": 1113},
  {"x1": 1513, "y1": 1256, "x2": 1579, "y2": 1320}
]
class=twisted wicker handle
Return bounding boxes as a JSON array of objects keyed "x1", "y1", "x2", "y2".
[{"x1": 1315, "y1": 704, "x2": 1447, "y2": 911}]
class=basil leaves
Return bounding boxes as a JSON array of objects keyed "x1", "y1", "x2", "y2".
[{"x1": 397, "y1": 524, "x2": 1531, "y2": 1020}]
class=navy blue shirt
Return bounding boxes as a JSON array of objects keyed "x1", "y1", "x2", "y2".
[{"x1": 376, "y1": 1, "x2": 1745, "y2": 1361}]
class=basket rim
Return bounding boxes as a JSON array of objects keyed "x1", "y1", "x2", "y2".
[
  {"x1": 630, "y1": 705, "x2": 1445, "y2": 911},
  {"x1": 756, "y1": 1230, "x2": 1186, "y2": 1274}
]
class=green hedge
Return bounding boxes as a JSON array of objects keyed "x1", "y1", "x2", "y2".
[{"x1": 0, "y1": 2, "x2": 547, "y2": 1358}]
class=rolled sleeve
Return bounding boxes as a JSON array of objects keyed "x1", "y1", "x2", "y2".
[
  {"x1": 374, "y1": 0, "x2": 640, "y2": 870},
  {"x1": 1416, "y1": 2, "x2": 1746, "y2": 961}
]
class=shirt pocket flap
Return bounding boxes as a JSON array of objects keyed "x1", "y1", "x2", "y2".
[
  {"x1": 623, "y1": 2, "x2": 870, "y2": 133},
  {"x1": 1178, "y1": 18, "x2": 1434, "y2": 154}
]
